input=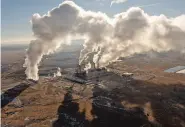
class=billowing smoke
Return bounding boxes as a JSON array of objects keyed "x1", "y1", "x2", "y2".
[{"x1": 24, "y1": 1, "x2": 185, "y2": 80}]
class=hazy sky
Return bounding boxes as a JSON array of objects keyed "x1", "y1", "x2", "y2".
[{"x1": 2, "y1": 0, "x2": 185, "y2": 44}]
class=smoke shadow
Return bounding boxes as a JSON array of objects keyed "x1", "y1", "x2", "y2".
[
  {"x1": 1, "y1": 83, "x2": 30, "y2": 108},
  {"x1": 91, "y1": 73, "x2": 185, "y2": 127},
  {"x1": 52, "y1": 83, "x2": 154, "y2": 126},
  {"x1": 53, "y1": 73, "x2": 185, "y2": 127},
  {"x1": 53, "y1": 89, "x2": 90, "y2": 127},
  {"x1": 89, "y1": 86, "x2": 153, "y2": 127}
]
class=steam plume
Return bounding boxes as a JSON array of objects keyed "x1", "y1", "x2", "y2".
[
  {"x1": 53, "y1": 67, "x2": 62, "y2": 77},
  {"x1": 24, "y1": 1, "x2": 185, "y2": 80}
]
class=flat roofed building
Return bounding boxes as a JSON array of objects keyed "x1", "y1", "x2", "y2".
[
  {"x1": 176, "y1": 69, "x2": 185, "y2": 74},
  {"x1": 164, "y1": 66, "x2": 185, "y2": 73}
]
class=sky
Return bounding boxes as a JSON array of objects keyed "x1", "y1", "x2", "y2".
[{"x1": 1, "y1": 0, "x2": 185, "y2": 44}]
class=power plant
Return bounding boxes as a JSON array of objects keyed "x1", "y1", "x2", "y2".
[{"x1": 2, "y1": 0, "x2": 185, "y2": 127}]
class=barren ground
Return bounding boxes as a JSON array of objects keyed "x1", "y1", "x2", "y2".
[{"x1": 1, "y1": 45, "x2": 185, "y2": 127}]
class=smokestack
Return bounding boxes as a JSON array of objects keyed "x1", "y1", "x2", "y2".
[
  {"x1": 24, "y1": 1, "x2": 185, "y2": 80},
  {"x1": 77, "y1": 65, "x2": 81, "y2": 73}
]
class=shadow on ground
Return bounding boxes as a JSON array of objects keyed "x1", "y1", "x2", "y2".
[
  {"x1": 53, "y1": 74, "x2": 185, "y2": 127},
  {"x1": 53, "y1": 89, "x2": 90, "y2": 127},
  {"x1": 1, "y1": 80, "x2": 37, "y2": 108}
]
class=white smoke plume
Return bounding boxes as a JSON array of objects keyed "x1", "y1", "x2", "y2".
[
  {"x1": 24, "y1": 1, "x2": 185, "y2": 80},
  {"x1": 53, "y1": 67, "x2": 62, "y2": 77}
]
